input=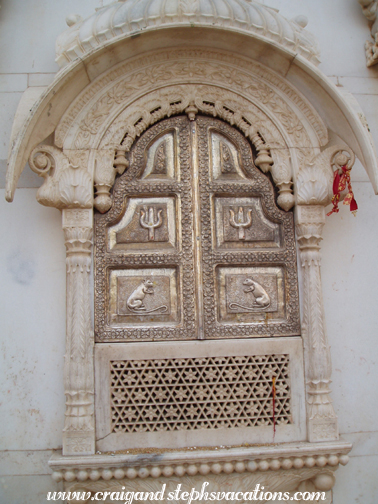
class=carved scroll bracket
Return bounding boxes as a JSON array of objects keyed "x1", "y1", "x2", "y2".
[
  {"x1": 295, "y1": 205, "x2": 339, "y2": 442},
  {"x1": 296, "y1": 145, "x2": 355, "y2": 206},
  {"x1": 29, "y1": 145, "x2": 93, "y2": 209},
  {"x1": 359, "y1": 0, "x2": 378, "y2": 66},
  {"x1": 62, "y1": 208, "x2": 95, "y2": 455}
]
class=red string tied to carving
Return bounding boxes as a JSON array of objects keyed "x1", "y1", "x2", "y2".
[{"x1": 327, "y1": 165, "x2": 358, "y2": 217}]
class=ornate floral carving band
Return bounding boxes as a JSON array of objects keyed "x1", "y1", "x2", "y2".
[
  {"x1": 76, "y1": 79, "x2": 311, "y2": 153},
  {"x1": 56, "y1": 49, "x2": 327, "y2": 150},
  {"x1": 111, "y1": 96, "x2": 276, "y2": 156}
]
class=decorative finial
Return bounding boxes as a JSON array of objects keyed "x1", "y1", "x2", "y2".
[
  {"x1": 293, "y1": 15, "x2": 308, "y2": 28},
  {"x1": 66, "y1": 14, "x2": 83, "y2": 27}
]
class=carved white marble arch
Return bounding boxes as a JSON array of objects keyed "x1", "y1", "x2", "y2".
[
  {"x1": 6, "y1": 28, "x2": 378, "y2": 200},
  {"x1": 6, "y1": 0, "x2": 378, "y2": 498}
]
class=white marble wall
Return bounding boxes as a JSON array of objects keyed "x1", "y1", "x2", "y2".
[
  {"x1": 1, "y1": 0, "x2": 378, "y2": 502},
  {"x1": 268, "y1": 2, "x2": 378, "y2": 501}
]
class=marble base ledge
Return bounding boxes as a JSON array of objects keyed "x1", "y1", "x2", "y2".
[{"x1": 49, "y1": 440, "x2": 351, "y2": 492}]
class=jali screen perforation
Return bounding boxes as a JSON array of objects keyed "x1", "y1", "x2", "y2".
[{"x1": 110, "y1": 354, "x2": 292, "y2": 433}]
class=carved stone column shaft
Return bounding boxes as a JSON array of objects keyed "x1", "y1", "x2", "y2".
[
  {"x1": 295, "y1": 205, "x2": 339, "y2": 442},
  {"x1": 62, "y1": 209, "x2": 95, "y2": 455}
]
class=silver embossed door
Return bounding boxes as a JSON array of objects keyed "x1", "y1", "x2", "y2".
[{"x1": 95, "y1": 115, "x2": 300, "y2": 341}]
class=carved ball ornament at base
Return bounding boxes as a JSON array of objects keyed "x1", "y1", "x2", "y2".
[{"x1": 50, "y1": 450, "x2": 350, "y2": 483}]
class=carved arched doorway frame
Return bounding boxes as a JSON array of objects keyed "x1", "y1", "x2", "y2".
[{"x1": 23, "y1": 45, "x2": 353, "y2": 464}]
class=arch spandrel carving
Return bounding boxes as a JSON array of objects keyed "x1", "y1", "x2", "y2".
[{"x1": 96, "y1": 85, "x2": 288, "y2": 152}]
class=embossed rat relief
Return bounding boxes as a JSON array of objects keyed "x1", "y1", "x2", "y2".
[
  {"x1": 126, "y1": 279, "x2": 167, "y2": 314},
  {"x1": 94, "y1": 116, "x2": 300, "y2": 341},
  {"x1": 229, "y1": 278, "x2": 271, "y2": 310}
]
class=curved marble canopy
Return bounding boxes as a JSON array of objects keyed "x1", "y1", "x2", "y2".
[{"x1": 55, "y1": 0, "x2": 320, "y2": 67}]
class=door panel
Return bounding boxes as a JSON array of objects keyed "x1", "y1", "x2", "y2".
[
  {"x1": 95, "y1": 117, "x2": 196, "y2": 341},
  {"x1": 196, "y1": 117, "x2": 300, "y2": 339}
]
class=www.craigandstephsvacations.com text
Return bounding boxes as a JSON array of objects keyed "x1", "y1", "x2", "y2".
[{"x1": 47, "y1": 483, "x2": 326, "y2": 502}]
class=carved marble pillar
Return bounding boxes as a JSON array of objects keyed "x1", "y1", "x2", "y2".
[
  {"x1": 62, "y1": 209, "x2": 95, "y2": 455},
  {"x1": 29, "y1": 145, "x2": 95, "y2": 455},
  {"x1": 295, "y1": 205, "x2": 339, "y2": 442}
]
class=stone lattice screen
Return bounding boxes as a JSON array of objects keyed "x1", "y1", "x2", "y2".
[{"x1": 110, "y1": 354, "x2": 292, "y2": 433}]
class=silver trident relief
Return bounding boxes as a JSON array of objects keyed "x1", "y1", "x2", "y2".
[
  {"x1": 229, "y1": 207, "x2": 253, "y2": 240},
  {"x1": 140, "y1": 206, "x2": 163, "y2": 241}
]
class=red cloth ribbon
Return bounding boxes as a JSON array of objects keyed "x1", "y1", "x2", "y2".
[{"x1": 327, "y1": 165, "x2": 358, "y2": 216}]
